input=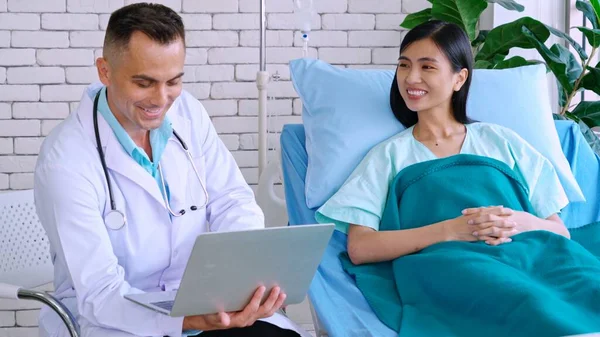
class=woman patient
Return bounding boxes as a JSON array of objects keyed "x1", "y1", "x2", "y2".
[
  {"x1": 315, "y1": 20, "x2": 600, "y2": 337},
  {"x1": 317, "y1": 19, "x2": 569, "y2": 264}
]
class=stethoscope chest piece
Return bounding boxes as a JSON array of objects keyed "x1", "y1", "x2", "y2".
[
  {"x1": 105, "y1": 210, "x2": 126, "y2": 230},
  {"x1": 93, "y1": 89, "x2": 209, "y2": 231}
]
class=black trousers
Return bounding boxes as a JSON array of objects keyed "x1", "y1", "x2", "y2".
[
  {"x1": 200, "y1": 321, "x2": 301, "y2": 337},
  {"x1": 176, "y1": 321, "x2": 302, "y2": 337}
]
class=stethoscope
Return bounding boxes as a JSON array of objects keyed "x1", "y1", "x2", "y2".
[{"x1": 93, "y1": 90, "x2": 209, "y2": 230}]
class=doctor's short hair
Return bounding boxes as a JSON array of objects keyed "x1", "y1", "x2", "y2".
[{"x1": 103, "y1": 2, "x2": 185, "y2": 61}]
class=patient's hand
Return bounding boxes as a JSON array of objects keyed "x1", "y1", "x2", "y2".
[
  {"x1": 182, "y1": 286, "x2": 286, "y2": 331},
  {"x1": 442, "y1": 210, "x2": 515, "y2": 244},
  {"x1": 462, "y1": 206, "x2": 533, "y2": 245}
]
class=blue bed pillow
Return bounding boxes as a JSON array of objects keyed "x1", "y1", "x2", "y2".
[
  {"x1": 290, "y1": 58, "x2": 585, "y2": 209},
  {"x1": 290, "y1": 59, "x2": 405, "y2": 209}
]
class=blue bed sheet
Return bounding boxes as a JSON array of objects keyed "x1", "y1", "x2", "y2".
[
  {"x1": 555, "y1": 122, "x2": 600, "y2": 226},
  {"x1": 280, "y1": 120, "x2": 600, "y2": 337}
]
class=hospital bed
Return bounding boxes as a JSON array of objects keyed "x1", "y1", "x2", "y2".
[{"x1": 279, "y1": 120, "x2": 600, "y2": 337}]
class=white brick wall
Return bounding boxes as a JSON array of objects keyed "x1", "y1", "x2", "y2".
[
  {"x1": 0, "y1": 0, "x2": 418, "y2": 334},
  {"x1": 42, "y1": 14, "x2": 99, "y2": 30},
  {"x1": 0, "y1": 31, "x2": 9, "y2": 47},
  {"x1": 322, "y1": 14, "x2": 375, "y2": 30},
  {"x1": 0, "y1": 311, "x2": 16, "y2": 327},
  {"x1": 0, "y1": 49, "x2": 36, "y2": 66},
  {"x1": 0, "y1": 13, "x2": 40, "y2": 30}
]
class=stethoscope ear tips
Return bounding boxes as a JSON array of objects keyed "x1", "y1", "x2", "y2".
[{"x1": 175, "y1": 206, "x2": 198, "y2": 217}]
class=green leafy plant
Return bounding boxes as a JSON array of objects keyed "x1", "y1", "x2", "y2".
[{"x1": 400, "y1": 0, "x2": 600, "y2": 153}]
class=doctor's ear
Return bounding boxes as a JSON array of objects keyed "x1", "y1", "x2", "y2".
[{"x1": 96, "y1": 57, "x2": 111, "y2": 87}]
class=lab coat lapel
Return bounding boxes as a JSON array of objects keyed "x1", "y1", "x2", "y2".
[
  {"x1": 103, "y1": 133, "x2": 166, "y2": 209},
  {"x1": 159, "y1": 112, "x2": 192, "y2": 210},
  {"x1": 75, "y1": 85, "x2": 167, "y2": 209}
]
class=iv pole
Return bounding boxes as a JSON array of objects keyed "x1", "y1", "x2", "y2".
[
  {"x1": 255, "y1": 0, "x2": 288, "y2": 229},
  {"x1": 257, "y1": 0, "x2": 268, "y2": 176}
]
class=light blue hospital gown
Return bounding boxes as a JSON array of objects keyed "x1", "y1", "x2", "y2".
[{"x1": 315, "y1": 122, "x2": 569, "y2": 234}]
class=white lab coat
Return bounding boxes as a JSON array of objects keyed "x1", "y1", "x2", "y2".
[{"x1": 34, "y1": 83, "x2": 310, "y2": 337}]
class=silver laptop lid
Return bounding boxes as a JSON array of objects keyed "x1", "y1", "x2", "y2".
[{"x1": 170, "y1": 224, "x2": 334, "y2": 317}]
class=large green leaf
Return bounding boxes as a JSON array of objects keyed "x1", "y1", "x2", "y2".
[
  {"x1": 479, "y1": 53, "x2": 508, "y2": 68},
  {"x1": 486, "y1": 0, "x2": 524, "y2": 12},
  {"x1": 431, "y1": 0, "x2": 488, "y2": 41},
  {"x1": 522, "y1": 27, "x2": 574, "y2": 93},
  {"x1": 546, "y1": 25, "x2": 588, "y2": 60},
  {"x1": 577, "y1": 27, "x2": 600, "y2": 47},
  {"x1": 475, "y1": 17, "x2": 550, "y2": 62},
  {"x1": 576, "y1": 0, "x2": 600, "y2": 29},
  {"x1": 581, "y1": 66, "x2": 600, "y2": 95},
  {"x1": 471, "y1": 30, "x2": 489, "y2": 48},
  {"x1": 591, "y1": 0, "x2": 600, "y2": 24},
  {"x1": 557, "y1": 81, "x2": 569, "y2": 109},
  {"x1": 572, "y1": 101, "x2": 600, "y2": 128},
  {"x1": 492, "y1": 56, "x2": 543, "y2": 69},
  {"x1": 565, "y1": 111, "x2": 581, "y2": 122},
  {"x1": 474, "y1": 60, "x2": 494, "y2": 69},
  {"x1": 550, "y1": 43, "x2": 583, "y2": 88},
  {"x1": 400, "y1": 8, "x2": 432, "y2": 29}
]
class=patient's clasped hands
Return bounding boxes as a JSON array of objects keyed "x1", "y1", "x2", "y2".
[
  {"x1": 182, "y1": 286, "x2": 286, "y2": 332},
  {"x1": 443, "y1": 206, "x2": 533, "y2": 246}
]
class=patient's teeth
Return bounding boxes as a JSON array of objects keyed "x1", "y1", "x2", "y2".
[{"x1": 408, "y1": 90, "x2": 427, "y2": 96}]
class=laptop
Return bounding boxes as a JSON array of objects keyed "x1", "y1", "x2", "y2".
[{"x1": 124, "y1": 223, "x2": 335, "y2": 317}]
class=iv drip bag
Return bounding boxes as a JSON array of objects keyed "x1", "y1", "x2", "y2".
[{"x1": 294, "y1": 0, "x2": 313, "y2": 34}]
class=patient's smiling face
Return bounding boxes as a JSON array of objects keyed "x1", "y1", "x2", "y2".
[{"x1": 396, "y1": 38, "x2": 467, "y2": 114}]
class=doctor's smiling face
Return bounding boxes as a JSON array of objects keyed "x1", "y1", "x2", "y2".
[{"x1": 96, "y1": 3, "x2": 185, "y2": 143}]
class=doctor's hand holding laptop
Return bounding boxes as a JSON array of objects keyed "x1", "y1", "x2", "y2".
[
  {"x1": 124, "y1": 223, "x2": 335, "y2": 331},
  {"x1": 181, "y1": 284, "x2": 284, "y2": 331}
]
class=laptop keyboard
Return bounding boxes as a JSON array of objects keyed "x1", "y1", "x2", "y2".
[{"x1": 151, "y1": 300, "x2": 174, "y2": 311}]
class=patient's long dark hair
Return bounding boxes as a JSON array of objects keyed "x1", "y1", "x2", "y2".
[{"x1": 390, "y1": 20, "x2": 474, "y2": 128}]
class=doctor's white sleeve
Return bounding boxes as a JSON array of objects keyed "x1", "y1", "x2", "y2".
[
  {"x1": 196, "y1": 104, "x2": 265, "y2": 232},
  {"x1": 34, "y1": 164, "x2": 185, "y2": 337}
]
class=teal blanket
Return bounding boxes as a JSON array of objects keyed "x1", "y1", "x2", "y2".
[{"x1": 341, "y1": 155, "x2": 600, "y2": 337}]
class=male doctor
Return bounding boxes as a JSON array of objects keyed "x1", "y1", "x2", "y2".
[{"x1": 34, "y1": 3, "x2": 308, "y2": 337}]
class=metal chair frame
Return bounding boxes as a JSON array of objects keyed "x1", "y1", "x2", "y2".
[{"x1": 0, "y1": 189, "x2": 80, "y2": 337}]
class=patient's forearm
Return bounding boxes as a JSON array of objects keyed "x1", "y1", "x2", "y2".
[
  {"x1": 347, "y1": 223, "x2": 446, "y2": 265},
  {"x1": 531, "y1": 214, "x2": 571, "y2": 239}
]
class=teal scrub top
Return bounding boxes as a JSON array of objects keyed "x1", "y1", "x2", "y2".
[{"x1": 97, "y1": 87, "x2": 172, "y2": 195}]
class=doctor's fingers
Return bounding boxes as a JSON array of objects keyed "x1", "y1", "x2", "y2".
[
  {"x1": 245, "y1": 287, "x2": 282, "y2": 324},
  {"x1": 202, "y1": 312, "x2": 231, "y2": 330},
  {"x1": 263, "y1": 292, "x2": 287, "y2": 318},
  {"x1": 258, "y1": 287, "x2": 286, "y2": 318},
  {"x1": 261, "y1": 286, "x2": 281, "y2": 310},
  {"x1": 230, "y1": 286, "x2": 268, "y2": 327},
  {"x1": 237, "y1": 287, "x2": 283, "y2": 326}
]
